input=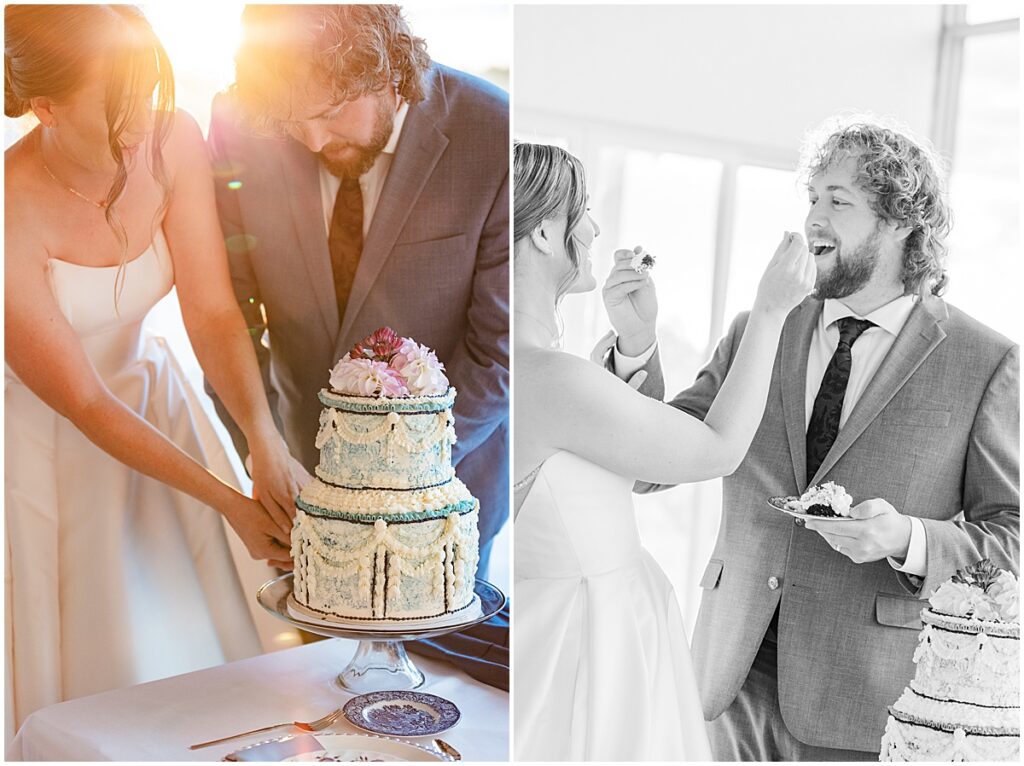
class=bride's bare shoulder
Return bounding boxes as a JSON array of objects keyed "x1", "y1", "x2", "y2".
[
  {"x1": 5, "y1": 130, "x2": 41, "y2": 198},
  {"x1": 516, "y1": 346, "x2": 592, "y2": 377},
  {"x1": 159, "y1": 108, "x2": 208, "y2": 171}
]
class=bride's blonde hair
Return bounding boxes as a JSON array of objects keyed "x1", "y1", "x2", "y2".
[
  {"x1": 5, "y1": 4, "x2": 175, "y2": 308},
  {"x1": 513, "y1": 141, "x2": 589, "y2": 302}
]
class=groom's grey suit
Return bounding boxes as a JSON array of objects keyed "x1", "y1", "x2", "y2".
[
  {"x1": 633, "y1": 295, "x2": 1018, "y2": 754},
  {"x1": 204, "y1": 63, "x2": 510, "y2": 563}
]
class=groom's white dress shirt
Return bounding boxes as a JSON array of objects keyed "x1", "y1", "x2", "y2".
[
  {"x1": 318, "y1": 100, "x2": 410, "y2": 236},
  {"x1": 614, "y1": 294, "x2": 927, "y2": 578}
]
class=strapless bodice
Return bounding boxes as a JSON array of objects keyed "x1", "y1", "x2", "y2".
[
  {"x1": 43, "y1": 229, "x2": 173, "y2": 378},
  {"x1": 515, "y1": 450, "x2": 644, "y2": 580}
]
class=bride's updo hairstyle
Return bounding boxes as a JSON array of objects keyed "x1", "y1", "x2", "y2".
[
  {"x1": 5, "y1": 4, "x2": 174, "y2": 302},
  {"x1": 514, "y1": 140, "x2": 588, "y2": 301}
]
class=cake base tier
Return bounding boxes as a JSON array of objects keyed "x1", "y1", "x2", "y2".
[
  {"x1": 287, "y1": 592, "x2": 483, "y2": 631},
  {"x1": 881, "y1": 715, "x2": 1021, "y2": 762}
]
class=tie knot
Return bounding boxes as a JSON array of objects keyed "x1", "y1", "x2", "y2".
[
  {"x1": 835, "y1": 316, "x2": 874, "y2": 346},
  {"x1": 341, "y1": 177, "x2": 361, "y2": 191}
]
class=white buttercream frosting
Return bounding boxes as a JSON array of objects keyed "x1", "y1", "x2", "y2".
[
  {"x1": 881, "y1": 567, "x2": 1020, "y2": 762},
  {"x1": 299, "y1": 477, "x2": 475, "y2": 518}
]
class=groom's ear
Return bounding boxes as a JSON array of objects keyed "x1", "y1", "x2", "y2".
[{"x1": 530, "y1": 222, "x2": 554, "y2": 255}]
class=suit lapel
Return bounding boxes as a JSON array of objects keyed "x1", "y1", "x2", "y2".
[
  {"x1": 781, "y1": 299, "x2": 821, "y2": 491},
  {"x1": 336, "y1": 70, "x2": 450, "y2": 354},
  {"x1": 810, "y1": 298, "x2": 948, "y2": 484},
  {"x1": 279, "y1": 141, "x2": 339, "y2": 342}
]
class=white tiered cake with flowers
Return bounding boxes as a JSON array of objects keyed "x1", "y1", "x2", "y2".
[
  {"x1": 881, "y1": 559, "x2": 1020, "y2": 761},
  {"x1": 291, "y1": 328, "x2": 479, "y2": 623}
]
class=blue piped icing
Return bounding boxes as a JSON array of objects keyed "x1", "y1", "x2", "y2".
[
  {"x1": 296, "y1": 496, "x2": 477, "y2": 523},
  {"x1": 319, "y1": 387, "x2": 456, "y2": 414}
]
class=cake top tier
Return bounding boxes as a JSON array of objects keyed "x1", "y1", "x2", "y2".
[
  {"x1": 329, "y1": 327, "x2": 449, "y2": 398},
  {"x1": 928, "y1": 559, "x2": 1019, "y2": 625}
]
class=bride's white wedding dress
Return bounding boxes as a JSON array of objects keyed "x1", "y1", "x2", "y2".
[
  {"x1": 4, "y1": 230, "x2": 278, "y2": 739},
  {"x1": 514, "y1": 449, "x2": 711, "y2": 761}
]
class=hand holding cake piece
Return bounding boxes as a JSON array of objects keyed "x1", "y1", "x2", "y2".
[{"x1": 805, "y1": 495, "x2": 914, "y2": 565}]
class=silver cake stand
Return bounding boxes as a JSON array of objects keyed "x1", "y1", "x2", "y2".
[{"x1": 257, "y1": 573, "x2": 505, "y2": 693}]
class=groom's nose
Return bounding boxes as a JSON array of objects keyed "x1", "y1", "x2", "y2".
[
  {"x1": 293, "y1": 120, "x2": 331, "y2": 153},
  {"x1": 806, "y1": 200, "x2": 828, "y2": 231}
]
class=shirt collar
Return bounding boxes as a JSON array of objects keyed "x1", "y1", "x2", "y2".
[
  {"x1": 383, "y1": 100, "x2": 409, "y2": 155},
  {"x1": 822, "y1": 295, "x2": 917, "y2": 337}
]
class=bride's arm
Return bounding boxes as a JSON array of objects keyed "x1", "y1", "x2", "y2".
[
  {"x1": 161, "y1": 109, "x2": 310, "y2": 530},
  {"x1": 4, "y1": 236, "x2": 291, "y2": 566},
  {"x1": 524, "y1": 234, "x2": 813, "y2": 484}
]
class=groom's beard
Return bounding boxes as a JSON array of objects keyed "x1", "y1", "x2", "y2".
[
  {"x1": 813, "y1": 226, "x2": 883, "y2": 300},
  {"x1": 318, "y1": 96, "x2": 395, "y2": 179}
]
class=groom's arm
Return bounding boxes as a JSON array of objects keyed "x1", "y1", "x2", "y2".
[
  {"x1": 906, "y1": 344, "x2": 1020, "y2": 596},
  {"x1": 203, "y1": 93, "x2": 284, "y2": 466}
]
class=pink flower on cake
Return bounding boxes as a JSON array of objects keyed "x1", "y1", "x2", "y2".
[
  {"x1": 329, "y1": 357, "x2": 410, "y2": 398},
  {"x1": 988, "y1": 571, "x2": 1020, "y2": 621},
  {"x1": 929, "y1": 581, "x2": 978, "y2": 618},
  {"x1": 392, "y1": 338, "x2": 449, "y2": 396},
  {"x1": 350, "y1": 326, "x2": 403, "y2": 362},
  {"x1": 968, "y1": 594, "x2": 999, "y2": 621}
]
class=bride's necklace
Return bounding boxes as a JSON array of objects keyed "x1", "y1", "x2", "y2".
[{"x1": 39, "y1": 135, "x2": 111, "y2": 209}]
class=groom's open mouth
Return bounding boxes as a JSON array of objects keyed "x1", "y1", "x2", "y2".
[{"x1": 810, "y1": 239, "x2": 837, "y2": 257}]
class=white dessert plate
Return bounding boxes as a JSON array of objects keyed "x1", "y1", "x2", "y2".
[
  {"x1": 286, "y1": 594, "x2": 483, "y2": 632},
  {"x1": 223, "y1": 732, "x2": 452, "y2": 762},
  {"x1": 767, "y1": 496, "x2": 852, "y2": 522},
  {"x1": 342, "y1": 691, "x2": 460, "y2": 737}
]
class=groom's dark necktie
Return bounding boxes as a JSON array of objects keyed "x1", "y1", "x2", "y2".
[
  {"x1": 765, "y1": 316, "x2": 875, "y2": 646},
  {"x1": 328, "y1": 177, "x2": 364, "y2": 319},
  {"x1": 805, "y1": 316, "x2": 875, "y2": 483}
]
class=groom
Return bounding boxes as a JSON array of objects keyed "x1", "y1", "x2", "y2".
[
  {"x1": 605, "y1": 120, "x2": 1019, "y2": 759},
  {"x1": 204, "y1": 4, "x2": 509, "y2": 577}
]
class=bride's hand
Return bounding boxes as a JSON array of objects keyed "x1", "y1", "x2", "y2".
[
  {"x1": 246, "y1": 436, "x2": 311, "y2": 538},
  {"x1": 752, "y1": 232, "x2": 816, "y2": 316},
  {"x1": 221, "y1": 492, "x2": 294, "y2": 569},
  {"x1": 602, "y1": 246, "x2": 658, "y2": 356}
]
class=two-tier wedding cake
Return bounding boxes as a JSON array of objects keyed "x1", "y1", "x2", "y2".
[
  {"x1": 291, "y1": 328, "x2": 480, "y2": 622},
  {"x1": 881, "y1": 559, "x2": 1020, "y2": 762}
]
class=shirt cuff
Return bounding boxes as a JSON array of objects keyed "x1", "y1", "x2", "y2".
[
  {"x1": 612, "y1": 338, "x2": 658, "y2": 381},
  {"x1": 888, "y1": 515, "x2": 926, "y2": 577}
]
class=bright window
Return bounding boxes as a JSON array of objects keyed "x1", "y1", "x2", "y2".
[
  {"x1": 945, "y1": 29, "x2": 1019, "y2": 341},
  {"x1": 725, "y1": 166, "x2": 807, "y2": 327}
]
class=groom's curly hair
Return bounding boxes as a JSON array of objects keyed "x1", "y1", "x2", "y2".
[
  {"x1": 514, "y1": 141, "x2": 589, "y2": 302},
  {"x1": 232, "y1": 4, "x2": 431, "y2": 136},
  {"x1": 799, "y1": 117, "x2": 952, "y2": 298}
]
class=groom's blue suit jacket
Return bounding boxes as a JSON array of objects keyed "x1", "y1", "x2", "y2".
[{"x1": 634, "y1": 295, "x2": 1019, "y2": 753}]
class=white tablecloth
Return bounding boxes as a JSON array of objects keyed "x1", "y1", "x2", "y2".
[{"x1": 8, "y1": 638, "x2": 508, "y2": 761}]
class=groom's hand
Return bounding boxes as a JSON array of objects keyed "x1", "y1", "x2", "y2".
[
  {"x1": 589, "y1": 329, "x2": 648, "y2": 389},
  {"x1": 602, "y1": 247, "x2": 658, "y2": 356},
  {"x1": 805, "y1": 498, "x2": 913, "y2": 564}
]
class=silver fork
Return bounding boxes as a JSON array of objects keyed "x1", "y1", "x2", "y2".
[{"x1": 189, "y1": 706, "x2": 346, "y2": 750}]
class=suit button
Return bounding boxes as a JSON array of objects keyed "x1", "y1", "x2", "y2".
[{"x1": 767, "y1": 576, "x2": 780, "y2": 590}]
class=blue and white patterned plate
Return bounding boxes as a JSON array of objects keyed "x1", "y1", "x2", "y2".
[{"x1": 343, "y1": 691, "x2": 461, "y2": 737}]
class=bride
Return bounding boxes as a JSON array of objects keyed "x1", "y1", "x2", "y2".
[
  {"x1": 513, "y1": 141, "x2": 815, "y2": 760},
  {"x1": 4, "y1": 5, "x2": 309, "y2": 735}
]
